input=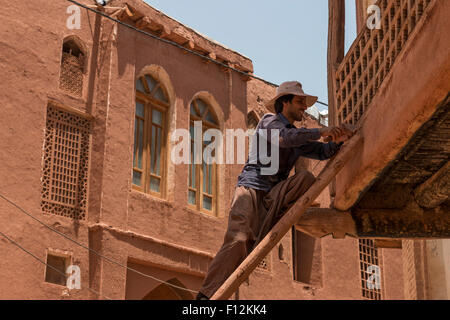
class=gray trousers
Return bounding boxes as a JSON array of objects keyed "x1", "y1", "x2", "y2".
[{"x1": 198, "y1": 170, "x2": 316, "y2": 298}]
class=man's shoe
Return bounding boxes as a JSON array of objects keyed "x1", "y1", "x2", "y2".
[{"x1": 196, "y1": 292, "x2": 209, "y2": 300}]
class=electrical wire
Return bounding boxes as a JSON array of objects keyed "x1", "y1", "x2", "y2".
[
  {"x1": 66, "y1": 0, "x2": 329, "y2": 107},
  {"x1": 0, "y1": 230, "x2": 113, "y2": 300},
  {"x1": 0, "y1": 193, "x2": 199, "y2": 294}
]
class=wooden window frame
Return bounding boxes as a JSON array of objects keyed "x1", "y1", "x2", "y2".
[
  {"x1": 188, "y1": 99, "x2": 219, "y2": 216},
  {"x1": 132, "y1": 76, "x2": 169, "y2": 198}
]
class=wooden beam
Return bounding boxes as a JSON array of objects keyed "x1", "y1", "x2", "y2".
[
  {"x1": 295, "y1": 208, "x2": 357, "y2": 239},
  {"x1": 156, "y1": 27, "x2": 171, "y2": 39},
  {"x1": 327, "y1": 0, "x2": 345, "y2": 128},
  {"x1": 110, "y1": 8, "x2": 126, "y2": 19},
  {"x1": 375, "y1": 239, "x2": 403, "y2": 249},
  {"x1": 210, "y1": 134, "x2": 363, "y2": 300},
  {"x1": 414, "y1": 161, "x2": 450, "y2": 208},
  {"x1": 136, "y1": 16, "x2": 151, "y2": 29},
  {"x1": 182, "y1": 40, "x2": 195, "y2": 51},
  {"x1": 355, "y1": 0, "x2": 365, "y2": 34},
  {"x1": 118, "y1": 4, "x2": 136, "y2": 21},
  {"x1": 327, "y1": 0, "x2": 345, "y2": 202},
  {"x1": 352, "y1": 206, "x2": 450, "y2": 238}
]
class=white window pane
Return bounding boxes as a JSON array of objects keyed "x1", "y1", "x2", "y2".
[
  {"x1": 138, "y1": 119, "x2": 144, "y2": 169},
  {"x1": 208, "y1": 164, "x2": 212, "y2": 194},
  {"x1": 133, "y1": 171, "x2": 141, "y2": 186},
  {"x1": 191, "y1": 103, "x2": 199, "y2": 117},
  {"x1": 133, "y1": 119, "x2": 138, "y2": 165},
  {"x1": 154, "y1": 86, "x2": 167, "y2": 102},
  {"x1": 196, "y1": 99, "x2": 207, "y2": 116},
  {"x1": 136, "y1": 102, "x2": 144, "y2": 118},
  {"x1": 151, "y1": 126, "x2": 156, "y2": 174},
  {"x1": 206, "y1": 111, "x2": 218, "y2": 124},
  {"x1": 190, "y1": 143, "x2": 196, "y2": 188},
  {"x1": 145, "y1": 75, "x2": 157, "y2": 92},
  {"x1": 152, "y1": 109, "x2": 162, "y2": 125},
  {"x1": 150, "y1": 176, "x2": 160, "y2": 193},
  {"x1": 136, "y1": 79, "x2": 146, "y2": 93},
  {"x1": 188, "y1": 190, "x2": 196, "y2": 205},
  {"x1": 203, "y1": 195, "x2": 212, "y2": 211},
  {"x1": 155, "y1": 127, "x2": 162, "y2": 176},
  {"x1": 202, "y1": 161, "x2": 207, "y2": 192}
]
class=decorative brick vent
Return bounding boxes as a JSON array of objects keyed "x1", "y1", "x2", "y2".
[
  {"x1": 59, "y1": 40, "x2": 84, "y2": 97},
  {"x1": 359, "y1": 239, "x2": 382, "y2": 300},
  {"x1": 257, "y1": 254, "x2": 271, "y2": 271},
  {"x1": 41, "y1": 104, "x2": 91, "y2": 220}
]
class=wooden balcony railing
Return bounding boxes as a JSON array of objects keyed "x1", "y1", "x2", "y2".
[{"x1": 335, "y1": 0, "x2": 434, "y2": 126}]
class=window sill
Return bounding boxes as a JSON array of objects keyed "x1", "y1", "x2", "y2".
[
  {"x1": 292, "y1": 279, "x2": 322, "y2": 290},
  {"x1": 129, "y1": 189, "x2": 174, "y2": 208},
  {"x1": 183, "y1": 205, "x2": 221, "y2": 221}
]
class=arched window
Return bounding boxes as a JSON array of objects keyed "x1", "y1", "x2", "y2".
[
  {"x1": 60, "y1": 38, "x2": 85, "y2": 97},
  {"x1": 188, "y1": 98, "x2": 219, "y2": 214},
  {"x1": 132, "y1": 74, "x2": 169, "y2": 197},
  {"x1": 142, "y1": 278, "x2": 193, "y2": 300}
]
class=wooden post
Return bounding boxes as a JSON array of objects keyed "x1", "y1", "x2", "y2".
[
  {"x1": 210, "y1": 134, "x2": 363, "y2": 300},
  {"x1": 414, "y1": 161, "x2": 450, "y2": 208},
  {"x1": 327, "y1": 0, "x2": 345, "y2": 127},
  {"x1": 327, "y1": 0, "x2": 346, "y2": 201}
]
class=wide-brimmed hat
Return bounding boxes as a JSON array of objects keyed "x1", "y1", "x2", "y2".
[{"x1": 265, "y1": 81, "x2": 318, "y2": 113}]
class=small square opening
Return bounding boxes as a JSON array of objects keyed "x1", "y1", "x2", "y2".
[{"x1": 45, "y1": 253, "x2": 70, "y2": 286}]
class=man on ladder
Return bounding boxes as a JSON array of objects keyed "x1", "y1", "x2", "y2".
[{"x1": 196, "y1": 81, "x2": 355, "y2": 300}]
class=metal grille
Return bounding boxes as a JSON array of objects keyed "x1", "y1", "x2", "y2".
[
  {"x1": 60, "y1": 51, "x2": 84, "y2": 97},
  {"x1": 41, "y1": 104, "x2": 91, "y2": 220},
  {"x1": 359, "y1": 239, "x2": 382, "y2": 300}
]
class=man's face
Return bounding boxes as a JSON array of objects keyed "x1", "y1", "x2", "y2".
[{"x1": 284, "y1": 96, "x2": 307, "y2": 122}]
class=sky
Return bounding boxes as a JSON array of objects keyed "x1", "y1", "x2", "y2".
[{"x1": 145, "y1": 0, "x2": 357, "y2": 112}]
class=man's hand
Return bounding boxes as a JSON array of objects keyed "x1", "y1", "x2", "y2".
[{"x1": 320, "y1": 123, "x2": 356, "y2": 143}]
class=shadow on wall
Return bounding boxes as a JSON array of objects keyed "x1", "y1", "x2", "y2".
[{"x1": 142, "y1": 277, "x2": 193, "y2": 300}]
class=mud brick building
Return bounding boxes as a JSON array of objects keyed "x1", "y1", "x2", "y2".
[{"x1": 0, "y1": 0, "x2": 448, "y2": 300}]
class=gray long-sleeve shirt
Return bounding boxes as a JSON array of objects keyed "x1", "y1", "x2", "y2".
[{"x1": 237, "y1": 113, "x2": 342, "y2": 192}]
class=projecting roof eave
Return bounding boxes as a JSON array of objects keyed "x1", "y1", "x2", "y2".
[{"x1": 117, "y1": 0, "x2": 254, "y2": 74}]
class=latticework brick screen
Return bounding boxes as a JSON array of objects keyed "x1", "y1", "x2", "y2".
[
  {"x1": 257, "y1": 254, "x2": 271, "y2": 272},
  {"x1": 359, "y1": 239, "x2": 382, "y2": 300},
  {"x1": 60, "y1": 52, "x2": 84, "y2": 97},
  {"x1": 41, "y1": 104, "x2": 91, "y2": 220}
]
